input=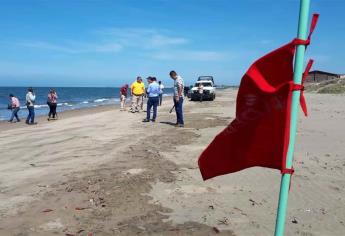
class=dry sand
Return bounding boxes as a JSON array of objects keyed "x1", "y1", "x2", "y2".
[{"x1": 0, "y1": 89, "x2": 344, "y2": 236}]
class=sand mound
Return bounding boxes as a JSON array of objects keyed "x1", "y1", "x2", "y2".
[{"x1": 306, "y1": 78, "x2": 345, "y2": 94}]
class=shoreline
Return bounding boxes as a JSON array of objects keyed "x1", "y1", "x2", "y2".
[
  {"x1": 0, "y1": 103, "x2": 117, "y2": 131},
  {"x1": 0, "y1": 95, "x2": 174, "y2": 132}
]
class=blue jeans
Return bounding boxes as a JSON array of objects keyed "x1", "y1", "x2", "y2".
[
  {"x1": 147, "y1": 97, "x2": 159, "y2": 120},
  {"x1": 26, "y1": 106, "x2": 35, "y2": 124},
  {"x1": 174, "y1": 97, "x2": 184, "y2": 125},
  {"x1": 10, "y1": 107, "x2": 20, "y2": 122}
]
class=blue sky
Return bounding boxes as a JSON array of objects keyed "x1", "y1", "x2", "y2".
[{"x1": 0, "y1": 0, "x2": 344, "y2": 87}]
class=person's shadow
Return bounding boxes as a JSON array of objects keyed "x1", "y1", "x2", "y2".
[{"x1": 159, "y1": 121, "x2": 176, "y2": 126}]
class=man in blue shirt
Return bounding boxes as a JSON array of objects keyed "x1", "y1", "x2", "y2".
[{"x1": 143, "y1": 77, "x2": 160, "y2": 122}]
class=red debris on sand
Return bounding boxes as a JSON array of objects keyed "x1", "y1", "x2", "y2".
[
  {"x1": 42, "y1": 208, "x2": 53, "y2": 213},
  {"x1": 75, "y1": 207, "x2": 88, "y2": 210}
]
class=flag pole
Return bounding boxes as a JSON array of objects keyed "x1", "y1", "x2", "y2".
[{"x1": 274, "y1": 0, "x2": 311, "y2": 235}]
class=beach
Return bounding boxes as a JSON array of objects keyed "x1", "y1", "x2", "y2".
[{"x1": 0, "y1": 88, "x2": 344, "y2": 236}]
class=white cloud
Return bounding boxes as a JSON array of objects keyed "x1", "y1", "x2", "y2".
[
  {"x1": 15, "y1": 28, "x2": 188, "y2": 54},
  {"x1": 152, "y1": 50, "x2": 226, "y2": 61},
  {"x1": 150, "y1": 35, "x2": 188, "y2": 47},
  {"x1": 11, "y1": 28, "x2": 228, "y2": 63},
  {"x1": 97, "y1": 27, "x2": 189, "y2": 49},
  {"x1": 16, "y1": 41, "x2": 123, "y2": 54},
  {"x1": 16, "y1": 41, "x2": 77, "y2": 53},
  {"x1": 81, "y1": 42, "x2": 123, "y2": 53}
]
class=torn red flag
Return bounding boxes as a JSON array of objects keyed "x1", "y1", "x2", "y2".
[{"x1": 198, "y1": 14, "x2": 318, "y2": 181}]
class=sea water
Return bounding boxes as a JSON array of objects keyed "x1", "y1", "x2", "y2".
[{"x1": 0, "y1": 87, "x2": 173, "y2": 121}]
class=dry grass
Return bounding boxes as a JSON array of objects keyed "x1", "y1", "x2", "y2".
[{"x1": 305, "y1": 78, "x2": 345, "y2": 94}]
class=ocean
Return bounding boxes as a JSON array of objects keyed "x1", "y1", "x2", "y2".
[{"x1": 0, "y1": 87, "x2": 174, "y2": 121}]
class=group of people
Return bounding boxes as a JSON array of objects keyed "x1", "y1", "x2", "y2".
[
  {"x1": 7, "y1": 88, "x2": 58, "y2": 125},
  {"x1": 119, "y1": 70, "x2": 185, "y2": 127},
  {"x1": 119, "y1": 77, "x2": 165, "y2": 113},
  {"x1": 7, "y1": 70, "x2": 185, "y2": 127}
]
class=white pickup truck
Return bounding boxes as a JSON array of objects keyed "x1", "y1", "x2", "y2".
[{"x1": 190, "y1": 76, "x2": 216, "y2": 101}]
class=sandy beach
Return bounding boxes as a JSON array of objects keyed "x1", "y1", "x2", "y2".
[{"x1": 0, "y1": 89, "x2": 344, "y2": 236}]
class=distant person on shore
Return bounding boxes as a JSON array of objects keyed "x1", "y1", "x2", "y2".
[
  {"x1": 198, "y1": 83, "x2": 204, "y2": 102},
  {"x1": 183, "y1": 86, "x2": 190, "y2": 97},
  {"x1": 130, "y1": 76, "x2": 145, "y2": 113},
  {"x1": 158, "y1": 81, "x2": 164, "y2": 106},
  {"x1": 143, "y1": 77, "x2": 160, "y2": 122},
  {"x1": 8, "y1": 94, "x2": 21, "y2": 123},
  {"x1": 47, "y1": 89, "x2": 58, "y2": 121},
  {"x1": 142, "y1": 82, "x2": 147, "y2": 111},
  {"x1": 169, "y1": 70, "x2": 184, "y2": 127},
  {"x1": 25, "y1": 87, "x2": 36, "y2": 125},
  {"x1": 120, "y1": 84, "x2": 129, "y2": 111}
]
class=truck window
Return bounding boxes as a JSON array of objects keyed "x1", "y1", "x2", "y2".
[{"x1": 195, "y1": 82, "x2": 212, "y2": 87}]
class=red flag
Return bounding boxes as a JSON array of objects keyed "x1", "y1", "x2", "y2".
[{"x1": 198, "y1": 15, "x2": 318, "y2": 181}]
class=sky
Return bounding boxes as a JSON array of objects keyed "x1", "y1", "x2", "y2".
[{"x1": 0, "y1": 0, "x2": 344, "y2": 87}]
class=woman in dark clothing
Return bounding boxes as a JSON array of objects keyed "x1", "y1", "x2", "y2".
[{"x1": 47, "y1": 89, "x2": 58, "y2": 121}]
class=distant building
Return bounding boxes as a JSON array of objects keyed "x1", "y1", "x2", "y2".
[{"x1": 306, "y1": 70, "x2": 343, "y2": 83}]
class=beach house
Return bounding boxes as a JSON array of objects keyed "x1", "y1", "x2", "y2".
[{"x1": 306, "y1": 70, "x2": 344, "y2": 82}]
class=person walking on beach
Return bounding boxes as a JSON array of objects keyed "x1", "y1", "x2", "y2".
[
  {"x1": 130, "y1": 76, "x2": 145, "y2": 113},
  {"x1": 47, "y1": 89, "x2": 58, "y2": 121},
  {"x1": 141, "y1": 81, "x2": 147, "y2": 111},
  {"x1": 198, "y1": 83, "x2": 204, "y2": 102},
  {"x1": 184, "y1": 86, "x2": 190, "y2": 97},
  {"x1": 143, "y1": 77, "x2": 160, "y2": 122},
  {"x1": 158, "y1": 81, "x2": 164, "y2": 106},
  {"x1": 170, "y1": 70, "x2": 184, "y2": 127},
  {"x1": 8, "y1": 94, "x2": 21, "y2": 123},
  {"x1": 120, "y1": 84, "x2": 129, "y2": 111},
  {"x1": 26, "y1": 87, "x2": 36, "y2": 125}
]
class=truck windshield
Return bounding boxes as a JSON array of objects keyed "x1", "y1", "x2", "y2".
[
  {"x1": 198, "y1": 76, "x2": 213, "y2": 81},
  {"x1": 195, "y1": 82, "x2": 212, "y2": 87}
]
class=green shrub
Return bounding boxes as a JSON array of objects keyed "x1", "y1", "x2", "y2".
[{"x1": 318, "y1": 84, "x2": 345, "y2": 94}]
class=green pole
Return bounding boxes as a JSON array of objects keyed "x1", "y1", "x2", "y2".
[{"x1": 274, "y1": 0, "x2": 311, "y2": 235}]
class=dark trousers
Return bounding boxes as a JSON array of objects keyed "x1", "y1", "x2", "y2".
[
  {"x1": 147, "y1": 97, "x2": 159, "y2": 120},
  {"x1": 10, "y1": 107, "x2": 20, "y2": 122},
  {"x1": 26, "y1": 106, "x2": 35, "y2": 124},
  {"x1": 173, "y1": 97, "x2": 184, "y2": 125},
  {"x1": 199, "y1": 93, "x2": 203, "y2": 102},
  {"x1": 48, "y1": 103, "x2": 57, "y2": 118},
  {"x1": 159, "y1": 94, "x2": 163, "y2": 106}
]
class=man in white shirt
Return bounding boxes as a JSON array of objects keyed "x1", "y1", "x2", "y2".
[
  {"x1": 26, "y1": 87, "x2": 37, "y2": 125},
  {"x1": 169, "y1": 70, "x2": 184, "y2": 127}
]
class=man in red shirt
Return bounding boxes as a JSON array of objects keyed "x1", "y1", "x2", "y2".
[
  {"x1": 9, "y1": 94, "x2": 21, "y2": 123},
  {"x1": 120, "y1": 84, "x2": 129, "y2": 111}
]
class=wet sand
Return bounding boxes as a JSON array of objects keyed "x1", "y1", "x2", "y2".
[{"x1": 0, "y1": 89, "x2": 344, "y2": 236}]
